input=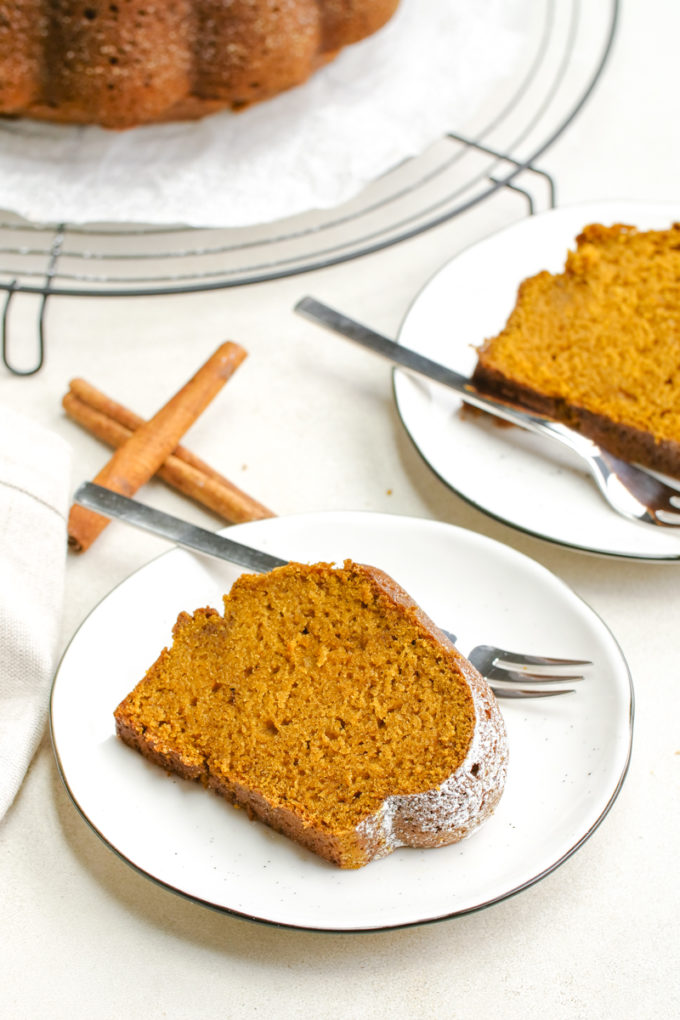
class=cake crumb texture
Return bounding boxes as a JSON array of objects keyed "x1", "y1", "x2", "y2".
[
  {"x1": 114, "y1": 560, "x2": 507, "y2": 868},
  {"x1": 473, "y1": 222, "x2": 680, "y2": 475}
]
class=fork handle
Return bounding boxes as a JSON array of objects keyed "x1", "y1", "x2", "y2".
[
  {"x1": 296, "y1": 297, "x2": 599, "y2": 454},
  {"x1": 74, "y1": 483, "x2": 287, "y2": 574}
]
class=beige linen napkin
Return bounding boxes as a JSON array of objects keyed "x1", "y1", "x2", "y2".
[{"x1": 0, "y1": 405, "x2": 71, "y2": 819}]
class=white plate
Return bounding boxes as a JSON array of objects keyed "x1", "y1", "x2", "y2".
[
  {"x1": 51, "y1": 511, "x2": 632, "y2": 932},
  {"x1": 394, "y1": 200, "x2": 680, "y2": 560}
]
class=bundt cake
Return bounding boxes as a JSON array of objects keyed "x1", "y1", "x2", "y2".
[
  {"x1": 114, "y1": 559, "x2": 508, "y2": 868},
  {"x1": 0, "y1": 0, "x2": 401, "y2": 129},
  {"x1": 473, "y1": 222, "x2": 680, "y2": 478}
]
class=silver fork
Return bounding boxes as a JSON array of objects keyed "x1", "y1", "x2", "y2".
[
  {"x1": 74, "y1": 483, "x2": 591, "y2": 699},
  {"x1": 440, "y1": 632, "x2": 589, "y2": 698},
  {"x1": 295, "y1": 296, "x2": 680, "y2": 529}
]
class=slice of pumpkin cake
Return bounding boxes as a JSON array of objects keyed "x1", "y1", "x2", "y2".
[
  {"x1": 473, "y1": 222, "x2": 680, "y2": 477},
  {"x1": 114, "y1": 559, "x2": 507, "y2": 868}
]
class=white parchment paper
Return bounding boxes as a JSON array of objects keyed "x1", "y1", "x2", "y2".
[{"x1": 0, "y1": 0, "x2": 526, "y2": 227}]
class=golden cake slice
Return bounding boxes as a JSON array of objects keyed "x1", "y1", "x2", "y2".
[
  {"x1": 114, "y1": 560, "x2": 508, "y2": 868},
  {"x1": 472, "y1": 222, "x2": 680, "y2": 477}
]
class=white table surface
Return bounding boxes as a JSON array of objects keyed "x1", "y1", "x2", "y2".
[{"x1": 2, "y1": 1, "x2": 679, "y2": 1016}]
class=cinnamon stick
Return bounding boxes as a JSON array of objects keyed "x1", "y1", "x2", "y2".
[
  {"x1": 68, "y1": 377, "x2": 240, "y2": 488},
  {"x1": 68, "y1": 341, "x2": 248, "y2": 551},
  {"x1": 63, "y1": 389, "x2": 274, "y2": 525}
]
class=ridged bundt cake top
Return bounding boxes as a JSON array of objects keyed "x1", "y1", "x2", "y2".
[{"x1": 0, "y1": 0, "x2": 401, "y2": 128}]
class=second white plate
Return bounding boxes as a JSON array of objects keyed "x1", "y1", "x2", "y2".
[{"x1": 394, "y1": 200, "x2": 680, "y2": 560}]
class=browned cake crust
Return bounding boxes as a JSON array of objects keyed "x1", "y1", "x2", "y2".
[
  {"x1": 472, "y1": 222, "x2": 680, "y2": 478},
  {"x1": 0, "y1": 0, "x2": 401, "y2": 129},
  {"x1": 114, "y1": 560, "x2": 508, "y2": 868}
]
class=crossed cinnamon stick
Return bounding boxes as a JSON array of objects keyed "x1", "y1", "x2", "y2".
[{"x1": 65, "y1": 342, "x2": 274, "y2": 551}]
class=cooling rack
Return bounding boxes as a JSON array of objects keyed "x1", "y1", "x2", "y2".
[{"x1": 0, "y1": 0, "x2": 618, "y2": 375}]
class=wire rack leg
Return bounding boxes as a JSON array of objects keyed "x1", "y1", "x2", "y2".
[
  {"x1": 1, "y1": 280, "x2": 48, "y2": 377},
  {"x1": 447, "y1": 132, "x2": 556, "y2": 211},
  {"x1": 1, "y1": 223, "x2": 64, "y2": 376}
]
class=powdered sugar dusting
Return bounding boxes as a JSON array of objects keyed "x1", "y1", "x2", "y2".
[{"x1": 356, "y1": 671, "x2": 508, "y2": 861}]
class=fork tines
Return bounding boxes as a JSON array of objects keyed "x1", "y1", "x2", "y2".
[
  {"x1": 468, "y1": 644, "x2": 593, "y2": 699},
  {"x1": 490, "y1": 648, "x2": 593, "y2": 672}
]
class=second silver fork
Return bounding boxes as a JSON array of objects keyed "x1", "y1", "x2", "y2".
[{"x1": 295, "y1": 296, "x2": 680, "y2": 529}]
